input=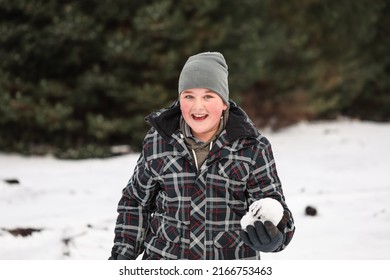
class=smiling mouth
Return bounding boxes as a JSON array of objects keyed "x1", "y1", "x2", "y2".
[{"x1": 192, "y1": 114, "x2": 208, "y2": 121}]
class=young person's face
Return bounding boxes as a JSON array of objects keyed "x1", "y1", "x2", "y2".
[{"x1": 180, "y1": 88, "x2": 227, "y2": 142}]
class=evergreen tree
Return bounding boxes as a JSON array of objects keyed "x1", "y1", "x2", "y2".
[{"x1": 0, "y1": 0, "x2": 389, "y2": 158}]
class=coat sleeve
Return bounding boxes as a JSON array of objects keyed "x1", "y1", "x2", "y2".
[
  {"x1": 246, "y1": 136, "x2": 295, "y2": 252},
  {"x1": 111, "y1": 136, "x2": 159, "y2": 260}
]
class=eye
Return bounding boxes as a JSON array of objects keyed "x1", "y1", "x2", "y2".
[
  {"x1": 182, "y1": 94, "x2": 194, "y2": 99},
  {"x1": 204, "y1": 95, "x2": 214, "y2": 100}
]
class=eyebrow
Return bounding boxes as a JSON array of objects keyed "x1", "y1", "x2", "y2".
[{"x1": 181, "y1": 90, "x2": 215, "y2": 94}]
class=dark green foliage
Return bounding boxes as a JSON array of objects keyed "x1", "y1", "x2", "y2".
[
  {"x1": 238, "y1": 0, "x2": 390, "y2": 128},
  {"x1": 0, "y1": 0, "x2": 389, "y2": 158}
]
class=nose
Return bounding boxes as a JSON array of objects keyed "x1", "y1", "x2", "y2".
[{"x1": 192, "y1": 97, "x2": 205, "y2": 110}]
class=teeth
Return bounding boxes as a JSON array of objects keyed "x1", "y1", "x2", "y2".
[{"x1": 191, "y1": 114, "x2": 207, "y2": 121}]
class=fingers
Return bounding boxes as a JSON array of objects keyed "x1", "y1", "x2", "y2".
[
  {"x1": 264, "y1": 221, "x2": 284, "y2": 251},
  {"x1": 254, "y1": 221, "x2": 271, "y2": 244},
  {"x1": 264, "y1": 220, "x2": 280, "y2": 239},
  {"x1": 246, "y1": 224, "x2": 261, "y2": 248},
  {"x1": 241, "y1": 222, "x2": 283, "y2": 252}
]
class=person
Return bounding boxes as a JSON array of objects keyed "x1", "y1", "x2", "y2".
[{"x1": 110, "y1": 52, "x2": 295, "y2": 260}]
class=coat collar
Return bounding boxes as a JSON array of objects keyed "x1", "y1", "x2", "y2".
[{"x1": 145, "y1": 100, "x2": 259, "y2": 144}]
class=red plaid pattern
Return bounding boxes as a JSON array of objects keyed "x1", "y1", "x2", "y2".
[{"x1": 112, "y1": 102, "x2": 295, "y2": 260}]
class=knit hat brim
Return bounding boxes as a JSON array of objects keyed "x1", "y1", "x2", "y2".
[{"x1": 178, "y1": 52, "x2": 229, "y2": 105}]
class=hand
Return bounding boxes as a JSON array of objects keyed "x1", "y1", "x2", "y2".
[{"x1": 240, "y1": 220, "x2": 283, "y2": 252}]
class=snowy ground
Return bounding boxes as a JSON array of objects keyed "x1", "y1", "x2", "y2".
[{"x1": 1, "y1": 119, "x2": 389, "y2": 260}]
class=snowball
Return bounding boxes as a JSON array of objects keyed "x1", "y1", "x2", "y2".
[{"x1": 240, "y1": 198, "x2": 284, "y2": 230}]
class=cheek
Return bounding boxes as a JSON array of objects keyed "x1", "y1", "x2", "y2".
[
  {"x1": 179, "y1": 100, "x2": 187, "y2": 111},
  {"x1": 208, "y1": 105, "x2": 225, "y2": 119},
  {"x1": 180, "y1": 102, "x2": 191, "y2": 117}
]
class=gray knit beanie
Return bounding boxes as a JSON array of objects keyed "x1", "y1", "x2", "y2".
[{"x1": 178, "y1": 52, "x2": 229, "y2": 105}]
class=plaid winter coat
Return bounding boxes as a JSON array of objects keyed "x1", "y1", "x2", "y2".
[{"x1": 112, "y1": 101, "x2": 295, "y2": 260}]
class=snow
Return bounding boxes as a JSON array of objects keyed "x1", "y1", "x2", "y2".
[
  {"x1": 241, "y1": 198, "x2": 284, "y2": 229},
  {"x1": 1, "y1": 119, "x2": 389, "y2": 260}
]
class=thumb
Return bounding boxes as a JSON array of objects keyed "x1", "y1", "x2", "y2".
[
  {"x1": 277, "y1": 210, "x2": 290, "y2": 232},
  {"x1": 264, "y1": 221, "x2": 281, "y2": 239}
]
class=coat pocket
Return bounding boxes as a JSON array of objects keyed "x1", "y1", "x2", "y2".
[
  {"x1": 150, "y1": 218, "x2": 181, "y2": 244},
  {"x1": 213, "y1": 230, "x2": 243, "y2": 249},
  {"x1": 218, "y1": 161, "x2": 250, "y2": 183},
  {"x1": 217, "y1": 161, "x2": 249, "y2": 204}
]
